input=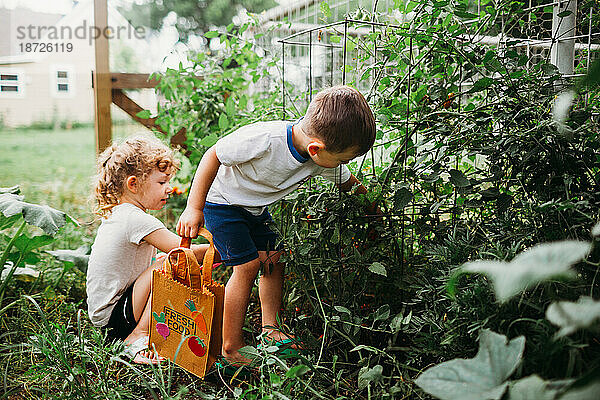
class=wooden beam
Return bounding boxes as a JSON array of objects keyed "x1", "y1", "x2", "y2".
[
  {"x1": 112, "y1": 89, "x2": 162, "y2": 131},
  {"x1": 112, "y1": 89, "x2": 188, "y2": 149},
  {"x1": 93, "y1": 0, "x2": 112, "y2": 154},
  {"x1": 111, "y1": 73, "x2": 160, "y2": 89}
]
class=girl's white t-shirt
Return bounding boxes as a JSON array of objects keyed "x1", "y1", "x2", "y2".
[
  {"x1": 86, "y1": 203, "x2": 165, "y2": 327},
  {"x1": 207, "y1": 121, "x2": 351, "y2": 215}
]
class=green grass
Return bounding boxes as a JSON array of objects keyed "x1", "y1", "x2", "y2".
[
  {"x1": 0, "y1": 125, "x2": 160, "y2": 249},
  {"x1": 0, "y1": 125, "x2": 152, "y2": 221}
]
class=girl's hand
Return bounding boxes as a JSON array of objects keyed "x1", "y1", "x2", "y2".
[{"x1": 177, "y1": 207, "x2": 204, "y2": 238}]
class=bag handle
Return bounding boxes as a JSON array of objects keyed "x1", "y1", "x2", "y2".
[
  {"x1": 164, "y1": 246, "x2": 202, "y2": 290},
  {"x1": 165, "y1": 227, "x2": 216, "y2": 288}
]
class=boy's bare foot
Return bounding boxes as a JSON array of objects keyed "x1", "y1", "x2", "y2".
[
  {"x1": 262, "y1": 327, "x2": 301, "y2": 349},
  {"x1": 221, "y1": 348, "x2": 254, "y2": 365}
]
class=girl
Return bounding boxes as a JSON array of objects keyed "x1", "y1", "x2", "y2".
[{"x1": 87, "y1": 135, "x2": 212, "y2": 364}]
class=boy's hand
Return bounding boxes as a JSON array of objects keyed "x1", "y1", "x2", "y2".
[{"x1": 177, "y1": 207, "x2": 204, "y2": 238}]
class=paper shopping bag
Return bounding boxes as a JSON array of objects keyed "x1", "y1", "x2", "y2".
[{"x1": 149, "y1": 228, "x2": 224, "y2": 378}]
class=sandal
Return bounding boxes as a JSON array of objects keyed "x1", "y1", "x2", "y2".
[
  {"x1": 258, "y1": 337, "x2": 303, "y2": 357},
  {"x1": 122, "y1": 336, "x2": 163, "y2": 365},
  {"x1": 214, "y1": 357, "x2": 254, "y2": 380}
]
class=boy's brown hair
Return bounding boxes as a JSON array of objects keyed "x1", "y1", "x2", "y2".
[{"x1": 302, "y1": 85, "x2": 376, "y2": 155}]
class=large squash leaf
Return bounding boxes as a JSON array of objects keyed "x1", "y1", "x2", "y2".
[
  {"x1": 1, "y1": 262, "x2": 40, "y2": 282},
  {"x1": 0, "y1": 186, "x2": 20, "y2": 195},
  {"x1": 46, "y1": 245, "x2": 90, "y2": 274},
  {"x1": 415, "y1": 330, "x2": 525, "y2": 400},
  {"x1": 546, "y1": 296, "x2": 600, "y2": 338},
  {"x1": 558, "y1": 381, "x2": 600, "y2": 400},
  {"x1": 507, "y1": 375, "x2": 571, "y2": 400},
  {"x1": 460, "y1": 241, "x2": 590, "y2": 303},
  {"x1": 0, "y1": 193, "x2": 77, "y2": 236}
]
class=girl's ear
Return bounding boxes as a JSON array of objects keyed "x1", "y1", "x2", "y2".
[
  {"x1": 125, "y1": 176, "x2": 138, "y2": 193},
  {"x1": 307, "y1": 140, "x2": 325, "y2": 156}
]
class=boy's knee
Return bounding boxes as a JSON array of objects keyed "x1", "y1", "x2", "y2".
[{"x1": 230, "y1": 258, "x2": 262, "y2": 279}]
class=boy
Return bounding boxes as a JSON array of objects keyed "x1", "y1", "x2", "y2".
[{"x1": 177, "y1": 85, "x2": 376, "y2": 366}]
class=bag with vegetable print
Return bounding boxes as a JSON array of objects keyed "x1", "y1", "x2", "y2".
[{"x1": 149, "y1": 228, "x2": 224, "y2": 378}]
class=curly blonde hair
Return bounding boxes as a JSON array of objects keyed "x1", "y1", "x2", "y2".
[{"x1": 93, "y1": 135, "x2": 180, "y2": 217}]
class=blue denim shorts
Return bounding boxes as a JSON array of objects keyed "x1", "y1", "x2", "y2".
[{"x1": 203, "y1": 202, "x2": 280, "y2": 266}]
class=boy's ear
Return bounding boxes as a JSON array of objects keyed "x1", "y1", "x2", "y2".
[
  {"x1": 307, "y1": 140, "x2": 325, "y2": 156},
  {"x1": 125, "y1": 176, "x2": 138, "y2": 193}
]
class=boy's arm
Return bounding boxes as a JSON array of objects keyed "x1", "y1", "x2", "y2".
[
  {"x1": 338, "y1": 173, "x2": 378, "y2": 214},
  {"x1": 144, "y1": 228, "x2": 220, "y2": 262},
  {"x1": 338, "y1": 173, "x2": 367, "y2": 195},
  {"x1": 177, "y1": 146, "x2": 221, "y2": 238}
]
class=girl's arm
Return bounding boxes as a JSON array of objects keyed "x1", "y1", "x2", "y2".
[
  {"x1": 177, "y1": 146, "x2": 221, "y2": 238},
  {"x1": 144, "y1": 228, "x2": 218, "y2": 262}
]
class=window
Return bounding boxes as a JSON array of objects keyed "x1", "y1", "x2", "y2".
[
  {"x1": 50, "y1": 66, "x2": 75, "y2": 97},
  {"x1": 0, "y1": 70, "x2": 24, "y2": 97},
  {"x1": 56, "y1": 70, "x2": 69, "y2": 92}
]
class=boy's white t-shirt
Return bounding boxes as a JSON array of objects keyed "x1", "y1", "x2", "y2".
[
  {"x1": 86, "y1": 203, "x2": 165, "y2": 327},
  {"x1": 208, "y1": 121, "x2": 351, "y2": 215}
]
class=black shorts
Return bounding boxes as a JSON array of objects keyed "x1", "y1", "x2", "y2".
[{"x1": 104, "y1": 284, "x2": 137, "y2": 340}]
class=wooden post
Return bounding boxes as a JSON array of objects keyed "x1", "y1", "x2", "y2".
[
  {"x1": 93, "y1": 0, "x2": 112, "y2": 154},
  {"x1": 551, "y1": 0, "x2": 577, "y2": 75}
]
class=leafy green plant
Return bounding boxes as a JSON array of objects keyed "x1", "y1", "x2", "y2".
[
  {"x1": 0, "y1": 186, "x2": 78, "y2": 314},
  {"x1": 146, "y1": 18, "x2": 282, "y2": 168},
  {"x1": 417, "y1": 234, "x2": 600, "y2": 399}
]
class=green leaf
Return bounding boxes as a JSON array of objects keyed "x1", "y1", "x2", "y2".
[
  {"x1": 199, "y1": 133, "x2": 219, "y2": 147},
  {"x1": 508, "y1": 375, "x2": 566, "y2": 400},
  {"x1": 415, "y1": 330, "x2": 525, "y2": 400},
  {"x1": 334, "y1": 305, "x2": 351, "y2": 314},
  {"x1": 330, "y1": 35, "x2": 341, "y2": 43},
  {"x1": 320, "y1": 2, "x2": 331, "y2": 18},
  {"x1": 358, "y1": 365, "x2": 383, "y2": 389},
  {"x1": 0, "y1": 194, "x2": 77, "y2": 236},
  {"x1": 592, "y1": 222, "x2": 600, "y2": 237},
  {"x1": 0, "y1": 186, "x2": 20, "y2": 195},
  {"x1": 0, "y1": 214, "x2": 20, "y2": 230},
  {"x1": 225, "y1": 96, "x2": 235, "y2": 116},
  {"x1": 46, "y1": 245, "x2": 90, "y2": 274},
  {"x1": 390, "y1": 312, "x2": 404, "y2": 333},
  {"x1": 463, "y1": 241, "x2": 589, "y2": 303},
  {"x1": 558, "y1": 381, "x2": 600, "y2": 400},
  {"x1": 218, "y1": 113, "x2": 229, "y2": 130},
  {"x1": 205, "y1": 30, "x2": 219, "y2": 38},
  {"x1": 1, "y1": 263, "x2": 39, "y2": 282},
  {"x1": 135, "y1": 110, "x2": 151, "y2": 119},
  {"x1": 346, "y1": 38, "x2": 356, "y2": 53},
  {"x1": 238, "y1": 345, "x2": 259, "y2": 359},
  {"x1": 373, "y1": 304, "x2": 390, "y2": 322},
  {"x1": 469, "y1": 77, "x2": 495, "y2": 93},
  {"x1": 449, "y1": 169, "x2": 470, "y2": 187},
  {"x1": 368, "y1": 262, "x2": 387, "y2": 277},
  {"x1": 546, "y1": 296, "x2": 600, "y2": 338},
  {"x1": 393, "y1": 187, "x2": 413, "y2": 209},
  {"x1": 579, "y1": 59, "x2": 600, "y2": 90},
  {"x1": 557, "y1": 10, "x2": 573, "y2": 17},
  {"x1": 14, "y1": 234, "x2": 54, "y2": 254},
  {"x1": 286, "y1": 364, "x2": 310, "y2": 378}
]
